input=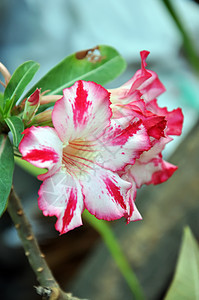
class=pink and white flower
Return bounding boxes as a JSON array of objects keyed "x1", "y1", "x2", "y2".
[
  {"x1": 109, "y1": 51, "x2": 183, "y2": 217},
  {"x1": 19, "y1": 80, "x2": 151, "y2": 234},
  {"x1": 109, "y1": 50, "x2": 166, "y2": 111},
  {"x1": 19, "y1": 50, "x2": 183, "y2": 232}
]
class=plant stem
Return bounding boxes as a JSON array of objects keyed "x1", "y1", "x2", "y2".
[
  {"x1": 83, "y1": 210, "x2": 145, "y2": 300},
  {"x1": 7, "y1": 186, "x2": 86, "y2": 300},
  {"x1": 162, "y1": 0, "x2": 199, "y2": 74}
]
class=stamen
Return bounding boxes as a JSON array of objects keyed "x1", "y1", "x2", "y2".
[
  {"x1": 62, "y1": 139, "x2": 98, "y2": 176},
  {"x1": 70, "y1": 141, "x2": 96, "y2": 147},
  {"x1": 68, "y1": 144, "x2": 96, "y2": 152},
  {"x1": 63, "y1": 153, "x2": 93, "y2": 171},
  {"x1": 64, "y1": 152, "x2": 96, "y2": 164}
]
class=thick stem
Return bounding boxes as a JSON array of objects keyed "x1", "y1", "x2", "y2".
[{"x1": 7, "y1": 187, "x2": 86, "y2": 300}]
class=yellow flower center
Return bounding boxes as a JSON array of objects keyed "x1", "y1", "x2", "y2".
[{"x1": 62, "y1": 139, "x2": 98, "y2": 176}]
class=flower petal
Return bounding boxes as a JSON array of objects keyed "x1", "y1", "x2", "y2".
[
  {"x1": 146, "y1": 99, "x2": 184, "y2": 136},
  {"x1": 111, "y1": 99, "x2": 167, "y2": 140},
  {"x1": 96, "y1": 117, "x2": 151, "y2": 171},
  {"x1": 137, "y1": 70, "x2": 166, "y2": 102},
  {"x1": 81, "y1": 166, "x2": 131, "y2": 221},
  {"x1": 128, "y1": 202, "x2": 142, "y2": 222},
  {"x1": 109, "y1": 51, "x2": 166, "y2": 106},
  {"x1": 124, "y1": 178, "x2": 142, "y2": 223},
  {"x1": 38, "y1": 171, "x2": 84, "y2": 234},
  {"x1": 19, "y1": 126, "x2": 63, "y2": 179},
  {"x1": 127, "y1": 154, "x2": 177, "y2": 188},
  {"x1": 151, "y1": 159, "x2": 177, "y2": 185},
  {"x1": 130, "y1": 51, "x2": 166, "y2": 102},
  {"x1": 52, "y1": 80, "x2": 111, "y2": 143},
  {"x1": 141, "y1": 136, "x2": 173, "y2": 161}
]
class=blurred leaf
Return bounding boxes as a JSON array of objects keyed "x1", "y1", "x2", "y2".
[
  {"x1": 0, "y1": 93, "x2": 4, "y2": 119},
  {"x1": 26, "y1": 45, "x2": 126, "y2": 97},
  {"x1": 5, "y1": 116, "x2": 24, "y2": 147},
  {"x1": 0, "y1": 92, "x2": 3, "y2": 107},
  {"x1": 4, "y1": 61, "x2": 40, "y2": 107},
  {"x1": 164, "y1": 227, "x2": 199, "y2": 300},
  {"x1": 0, "y1": 135, "x2": 14, "y2": 216}
]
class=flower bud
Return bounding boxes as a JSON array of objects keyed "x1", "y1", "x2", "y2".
[{"x1": 23, "y1": 89, "x2": 40, "y2": 124}]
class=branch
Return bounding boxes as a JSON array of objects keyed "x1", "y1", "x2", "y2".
[
  {"x1": 7, "y1": 187, "x2": 86, "y2": 300},
  {"x1": 162, "y1": 0, "x2": 199, "y2": 74}
]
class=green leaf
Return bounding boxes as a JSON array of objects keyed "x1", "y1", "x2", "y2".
[
  {"x1": 164, "y1": 227, "x2": 199, "y2": 300},
  {"x1": 0, "y1": 135, "x2": 14, "y2": 216},
  {"x1": 3, "y1": 95, "x2": 15, "y2": 118},
  {"x1": 5, "y1": 116, "x2": 24, "y2": 147},
  {"x1": 4, "y1": 61, "x2": 40, "y2": 107},
  {"x1": 26, "y1": 45, "x2": 126, "y2": 97}
]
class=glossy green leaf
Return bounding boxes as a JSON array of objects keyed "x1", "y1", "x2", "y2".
[
  {"x1": 5, "y1": 116, "x2": 24, "y2": 147},
  {"x1": 3, "y1": 95, "x2": 15, "y2": 118},
  {"x1": 164, "y1": 227, "x2": 199, "y2": 300},
  {"x1": 4, "y1": 61, "x2": 40, "y2": 107},
  {"x1": 0, "y1": 135, "x2": 14, "y2": 216},
  {"x1": 26, "y1": 45, "x2": 126, "y2": 97}
]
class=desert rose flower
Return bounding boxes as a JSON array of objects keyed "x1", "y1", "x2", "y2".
[
  {"x1": 109, "y1": 51, "x2": 183, "y2": 216},
  {"x1": 19, "y1": 80, "x2": 151, "y2": 234}
]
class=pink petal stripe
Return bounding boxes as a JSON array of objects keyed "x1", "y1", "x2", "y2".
[
  {"x1": 52, "y1": 80, "x2": 111, "y2": 143},
  {"x1": 151, "y1": 160, "x2": 177, "y2": 185},
  {"x1": 147, "y1": 99, "x2": 183, "y2": 136},
  {"x1": 38, "y1": 171, "x2": 84, "y2": 234},
  {"x1": 23, "y1": 148, "x2": 59, "y2": 163},
  {"x1": 19, "y1": 126, "x2": 63, "y2": 172},
  {"x1": 96, "y1": 117, "x2": 151, "y2": 171},
  {"x1": 82, "y1": 166, "x2": 131, "y2": 221},
  {"x1": 121, "y1": 170, "x2": 142, "y2": 223},
  {"x1": 60, "y1": 189, "x2": 78, "y2": 234},
  {"x1": 73, "y1": 80, "x2": 90, "y2": 128},
  {"x1": 104, "y1": 177, "x2": 126, "y2": 210},
  {"x1": 111, "y1": 99, "x2": 167, "y2": 140}
]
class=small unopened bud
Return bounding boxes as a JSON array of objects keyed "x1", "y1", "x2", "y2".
[
  {"x1": 23, "y1": 89, "x2": 41, "y2": 124},
  {"x1": 28, "y1": 88, "x2": 40, "y2": 106}
]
